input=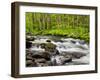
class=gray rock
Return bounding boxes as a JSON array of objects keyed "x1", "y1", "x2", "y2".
[
  {"x1": 26, "y1": 36, "x2": 35, "y2": 41},
  {"x1": 46, "y1": 39, "x2": 51, "y2": 42},
  {"x1": 26, "y1": 55, "x2": 33, "y2": 60},
  {"x1": 79, "y1": 40, "x2": 85, "y2": 44},
  {"x1": 26, "y1": 60, "x2": 37, "y2": 67},
  {"x1": 70, "y1": 40, "x2": 76, "y2": 44},
  {"x1": 36, "y1": 63, "x2": 49, "y2": 67},
  {"x1": 26, "y1": 51, "x2": 33, "y2": 60},
  {"x1": 32, "y1": 51, "x2": 50, "y2": 60},
  {"x1": 72, "y1": 52, "x2": 86, "y2": 59},
  {"x1": 35, "y1": 58, "x2": 46, "y2": 63}
]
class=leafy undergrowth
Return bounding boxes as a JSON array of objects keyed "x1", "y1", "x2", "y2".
[{"x1": 28, "y1": 27, "x2": 89, "y2": 42}]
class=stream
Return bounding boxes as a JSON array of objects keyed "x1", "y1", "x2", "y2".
[{"x1": 26, "y1": 35, "x2": 89, "y2": 67}]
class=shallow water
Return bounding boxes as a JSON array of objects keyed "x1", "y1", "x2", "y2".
[{"x1": 27, "y1": 36, "x2": 89, "y2": 66}]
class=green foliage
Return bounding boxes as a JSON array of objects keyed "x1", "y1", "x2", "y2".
[{"x1": 26, "y1": 12, "x2": 90, "y2": 42}]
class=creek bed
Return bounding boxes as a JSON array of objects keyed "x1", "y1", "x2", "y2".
[{"x1": 26, "y1": 35, "x2": 89, "y2": 67}]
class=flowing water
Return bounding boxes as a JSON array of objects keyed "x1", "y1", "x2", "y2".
[{"x1": 27, "y1": 36, "x2": 89, "y2": 66}]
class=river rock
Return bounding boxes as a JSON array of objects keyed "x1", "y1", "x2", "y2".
[
  {"x1": 26, "y1": 41, "x2": 32, "y2": 48},
  {"x1": 35, "y1": 58, "x2": 46, "y2": 63},
  {"x1": 26, "y1": 35, "x2": 35, "y2": 41},
  {"x1": 34, "y1": 58, "x2": 52, "y2": 67},
  {"x1": 46, "y1": 39, "x2": 51, "y2": 42},
  {"x1": 79, "y1": 40, "x2": 85, "y2": 44},
  {"x1": 72, "y1": 52, "x2": 86, "y2": 59},
  {"x1": 26, "y1": 55, "x2": 33, "y2": 60},
  {"x1": 36, "y1": 62, "x2": 49, "y2": 67},
  {"x1": 26, "y1": 50, "x2": 33, "y2": 60},
  {"x1": 40, "y1": 42, "x2": 60, "y2": 56},
  {"x1": 44, "y1": 43, "x2": 56, "y2": 51},
  {"x1": 70, "y1": 40, "x2": 76, "y2": 44},
  {"x1": 26, "y1": 60, "x2": 37, "y2": 67},
  {"x1": 32, "y1": 51, "x2": 50, "y2": 60},
  {"x1": 26, "y1": 49, "x2": 32, "y2": 54}
]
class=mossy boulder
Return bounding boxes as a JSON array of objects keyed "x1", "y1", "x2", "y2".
[
  {"x1": 40, "y1": 42, "x2": 60, "y2": 55},
  {"x1": 40, "y1": 42, "x2": 56, "y2": 52},
  {"x1": 44, "y1": 43, "x2": 56, "y2": 52}
]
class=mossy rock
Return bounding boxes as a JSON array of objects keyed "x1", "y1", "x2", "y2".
[
  {"x1": 40, "y1": 42, "x2": 56, "y2": 50},
  {"x1": 44, "y1": 43, "x2": 56, "y2": 52}
]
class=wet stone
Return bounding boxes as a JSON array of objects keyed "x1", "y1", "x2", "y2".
[
  {"x1": 35, "y1": 58, "x2": 46, "y2": 63},
  {"x1": 46, "y1": 39, "x2": 51, "y2": 42},
  {"x1": 32, "y1": 51, "x2": 50, "y2": 60},
  {"x1": 36, "y1": 62, "x2": 49, "y2": 67},
  {"x1": 70, "y1": 40, "x2": 76, "y2": 44},
  {"x1": 26, "y1": 36, "x2": 35, "y2": 41},
  {"x1": 26, "y1": 55, "x2": 33, "y2": 60},
  {"x1": 26, "y1": 41, "x2": 32, "y2": 48},
  {"x1": 72, "y1": 53, "x2": 86, "y2": 59},
  {"x1": 79, "y1": 40, "x2": 85, "y2": 44}
]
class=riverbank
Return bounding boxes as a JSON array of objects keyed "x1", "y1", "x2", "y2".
[{"x1": 27, "y1": 27, "x2": 89, "y2": 42}]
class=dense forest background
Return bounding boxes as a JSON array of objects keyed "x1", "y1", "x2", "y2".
[{"x1": 26, "y1": 12, "x2": 90, "y2": 42}]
